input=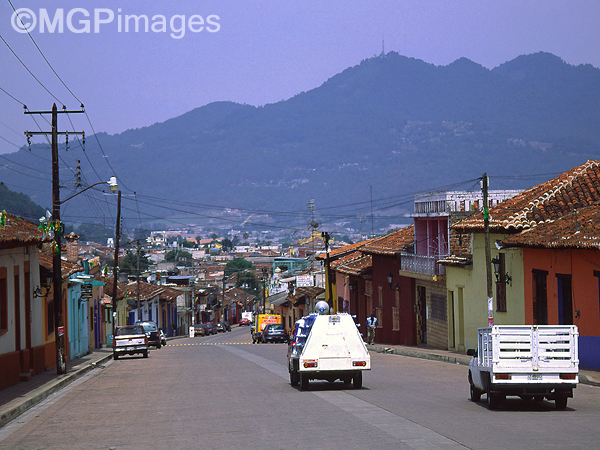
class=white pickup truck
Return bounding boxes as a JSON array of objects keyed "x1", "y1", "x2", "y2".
[
  {"x1": 287, "y1": 308, "x2": 370, "y2": 390},
  {"x1": 467, "y1": 325, "x2": 579, "y2": 410}
]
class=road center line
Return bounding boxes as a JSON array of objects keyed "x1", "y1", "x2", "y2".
[{"x1": 222, "y1": 346, "x2": 468, "y2": 450}]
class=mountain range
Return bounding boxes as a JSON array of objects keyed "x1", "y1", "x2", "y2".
[{"x1": 4, "y1": 51, "x2": 600, "y2": 233}]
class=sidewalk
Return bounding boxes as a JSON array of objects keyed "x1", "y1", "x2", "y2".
[
  {"x1": 368, "y1": 342, "x2": 600, "y2": 387},
  {"x1": 0, "y1": 348, "x2": 113, "y2": 429}
]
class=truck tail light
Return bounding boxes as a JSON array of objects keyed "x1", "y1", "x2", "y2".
[
  {"x1": 303, "y1": 360, "x2": 318, "y2": 368},
  {"x1": 495, "y1": 373, "x2": 511, "y2": 380},
  {"x1": 353, "y1": 361, "x2": 367, "y2": 367},
  {"x1": 560, "y1": 373, "x2": 576, "y2": 380}
]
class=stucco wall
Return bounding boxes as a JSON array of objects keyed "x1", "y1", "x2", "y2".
[{"x1": 445, "y1": 233, "x2": 524, "y2": 351}]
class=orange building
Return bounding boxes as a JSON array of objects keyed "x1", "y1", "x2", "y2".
[{"x1": 503, "y1": 206, "x2": 600, "y2": 369}]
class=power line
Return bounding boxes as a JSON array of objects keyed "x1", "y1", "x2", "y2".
[
  {"x1": 7, "y1": 0, "x2": 82, "y2": 105},
  {"x1": 0, "y1": 85, "x2": 25, "y2": 105},
  {"x1": 0, "y1": 32, "x2": 63, "y2": 104}
]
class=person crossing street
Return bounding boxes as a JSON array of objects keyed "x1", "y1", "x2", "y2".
[{"x1": 366, "y1": 313, "x2": 378, "y2": 345}]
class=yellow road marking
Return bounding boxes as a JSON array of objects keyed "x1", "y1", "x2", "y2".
[{"x1": 166, "y1": 342, "x2": 253, "y2": 346}]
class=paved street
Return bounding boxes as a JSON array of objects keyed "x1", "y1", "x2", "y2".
[{"x1": 1, "y1": 326, "x2": 600, "y2": 450}]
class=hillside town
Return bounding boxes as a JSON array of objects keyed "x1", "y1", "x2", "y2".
[{"x1": 1, "y1": 160, "x2": 599, "y2": 391}]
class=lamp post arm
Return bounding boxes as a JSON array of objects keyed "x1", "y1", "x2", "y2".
[{"x1": 59, "y1": 181, "x2": 110, "y2": 205}]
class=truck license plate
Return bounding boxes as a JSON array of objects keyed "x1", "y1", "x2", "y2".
[{"x1": 528, "y1": 374, "x2": 542, "y2": 380}]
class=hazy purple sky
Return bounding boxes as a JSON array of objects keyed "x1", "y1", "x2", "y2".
[{"x1": 1, "y1": 0, "x2": 599, "y2": 154}]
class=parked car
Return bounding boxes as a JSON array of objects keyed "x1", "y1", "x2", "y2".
[
  {"x1": 204, "y1": 322, "x2": 217, "y2": 335},
  {"x1": 239, "y1": 318, "x2": 251, "y2": 326},
  {"x1": 135, "y1": 321, "x2": 161, "y2": 349},
  {"x1": 113, "y1": 325, "x2": 148, "y2": 359},
  {"x1": 159, "y1": 329, "x2": 167, "y2": 346},
  {"x1": 194, "y1": 323, "x2": 207, "y2": 336},
  {"x1": 262, "y1": 323, "x2": 289, "y2": 343},
  {"x1": 216, "y1": 321, "x2": 231, "y2": 332}
]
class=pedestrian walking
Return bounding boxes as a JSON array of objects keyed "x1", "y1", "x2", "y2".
[{"x1": 366, "y1": 313, "x2": 377, "y2": 345}]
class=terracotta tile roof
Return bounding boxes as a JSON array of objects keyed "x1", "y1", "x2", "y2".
[
  {"x1": 224, "y1": 287, "x2": 256, "y2": 304},
  {"x1": 335, "y1": 253, "x2": 373, "y2": 276},
  {"x1": 103, "y1": 278, "x2": 129, "y2": 301},
  {"x1": 316, "y1": 236, "x2": 380, "y2": 260},
  {"x1": 134, "y1": 282, "x2": 164, "y2": 301},
  {"x1": 455, "y1": 160, "x2": 600, "y2": 233},
  {"x1": 288, "y1": 286, "x2": 325, "y2": 305},
  {"x1": 0, "y1": 213, "x2": 46, "y2": 247},
  {"x1": 502, "y1": 204, "x2": 600, "y2": 249},
  {"x1": 159, "y1": 286, "x2": 181, "y2": 301},
  {"x1": 38, "y1": 250, "x2": 85, "y2": 279},
  {"x1": 361, "y1": 225, "x2": 415, "y2": 255},
  {"x1": 330, "y1": 251, "x2": 362, "y2": 269}
]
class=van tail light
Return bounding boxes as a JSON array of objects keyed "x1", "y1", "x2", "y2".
[
  {"x1": 495, "y1": 373, "x2": 511, "y2": 380},
  {"x1": 303, "y1": 360, "x2": 318, "y2": 368},
  {"x1": 353, "y1": 361, "x2": 367, "y2": 367},
  {"x1": 560, "y1": 373, "x2": 576, "y2": 380}
]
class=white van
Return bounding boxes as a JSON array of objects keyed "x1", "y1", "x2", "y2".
[{"x1": 287, "y1": 311, "x2": 371, "y2": 390}]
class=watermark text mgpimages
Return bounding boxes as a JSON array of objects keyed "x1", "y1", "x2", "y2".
[{"x1": 12, "y1": 8, "x2": 221, "y2": 39}]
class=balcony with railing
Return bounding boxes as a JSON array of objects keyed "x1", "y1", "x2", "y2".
[{"x1": 400, "y1": 252, "x2": 446, "y2": 276}]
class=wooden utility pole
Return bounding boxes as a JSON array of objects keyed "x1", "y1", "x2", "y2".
[
  {"x1": 321, "y1": 231, "x2": 334, "y2": 313},
  {"x1": 112, "y1": 190, "x2": 121, "y2": 337},
  {"x1": 136, "y1": 240, "x2": 141, "y2": 322},
  {"x1": 25, "y1": 104, "x2": 84, "y2": 375},
  {"x1": 482, "y1": 173, "x2": 494, "y2": 327}
]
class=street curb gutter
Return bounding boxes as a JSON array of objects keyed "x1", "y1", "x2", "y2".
[
  {"x1": 0, "y1": 353, "x2": 113, "y2": 429},
  {"x1": 369, "y1": 346, "x2": 600, "y2": 387},
  {"x1": 372, "y1": 346, "x2": 470, "y2": 366}
]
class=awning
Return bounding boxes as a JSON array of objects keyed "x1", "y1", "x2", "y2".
[{"x1": 267, "y1": 290, "x2": 289, "y2": 306}]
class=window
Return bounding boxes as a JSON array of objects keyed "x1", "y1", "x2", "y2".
[
  {"x1": 0, "y1": 268, "x2": 7, "y2": 335},
  {"x1": 365, "y1": 280, "x2": 373, "y2": 317},
  {"x1": 532, "y1": 270, "x2": 548, "y2": 325},
  {"x1": 496, "y1": 253, "x2": 507, "y2": 312},
  {"x1": 556, "y1": 274, "x2": 573, "y2": 325}
]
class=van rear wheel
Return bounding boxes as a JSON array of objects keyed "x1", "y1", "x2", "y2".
[
  {"x1": 487, "y1": 391, "x2": 500, "y2": 410},
  {"x1": 353, "y1": 372, "x2": 363, "y2": 389},
  {"x1": 470, "y1": 383, "x2": 481, "y2": 402},
  {"x1": 300, "y1": 373, "x2": 309, "y2": 391},
  {"x1": 290, "y1": 371, "x2": 299, "y2": 387},
  {"x1": 555, "y1": 395, "x2": 568, "y2": 410}
]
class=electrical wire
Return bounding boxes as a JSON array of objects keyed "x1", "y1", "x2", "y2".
[{"x1": 0, "y1": 32, "x2": 63, "y2": 105}]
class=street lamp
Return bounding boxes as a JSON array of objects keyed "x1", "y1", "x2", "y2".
[
  {"x1": 387, "y1": 272, "x2": 400, "y2": 292},
  {"x1": 51, "y1": 177, "x2": 117, "y2": 375}
]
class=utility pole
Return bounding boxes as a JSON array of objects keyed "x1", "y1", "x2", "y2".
[
  {"x1": 112, "y1": 190, "x2": 121, "y2": 338},
  {"x1": 262, "y1": 268, "x2": 267, "y2": 314},
  {"x1": 321, "y1": 231, "x2": 334, "y2": 313},
  {"x1": 25, "y1": 104, "x2": 84, "y2": 375},
  {"x1": 136, "y1": 240, "x2": 141, "y2": 323},
  {"x1": 222, "y1": 271, "x2": 226, "y2": 322},
  {"x1": 482, "y1": 173, "x2": 494, "y2": 327}
]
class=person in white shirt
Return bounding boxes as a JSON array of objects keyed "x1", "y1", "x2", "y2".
[{"x1": 366, "y1": 313, "x2": 377, "y2": 345}]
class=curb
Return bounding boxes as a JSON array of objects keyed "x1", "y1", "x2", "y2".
[
  {"x1": 0, "y1": 353, "x2": 113, "y2": 429},
  {"x1": 369, "y1": 345, "x2": 600, "y2": 387},
  {"x1": 370, "y1": 345, "x2": 470, "y2": 366},
  {"x1": 579, "y1": 373, "x2": 600, "y2": 387}
]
